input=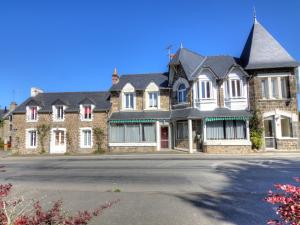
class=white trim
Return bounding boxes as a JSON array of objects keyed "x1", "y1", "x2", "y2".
[
  {"x1": 173, "y1": 78, "x2": 190, "y2": 92},
  {"x1": 109, "y1": 142, "x2": 157, "y2": 147},
  {"x1": 25, "y1": 128, "x2": 38, "y2": 149},
  {"x1": 188, "y1": 119, "x2": 193, "y2": 153},
  {"x1": 50, "y1": 128, "x2": 67, "y2": 154},
  {"x1": 80, "y1": 104, "x2": 95, "y2": 121},
  {"x1": 257, "y1": 72, "x2": 291, "y2": 78},
  {"x1": 52, "y1": 105, "x2": 66, "y2": 122},
  {"x1": 26, "y1": 106, "x2": 39, "y2": 122},
  {"x1": 79, "y1": 127, "x2": 93, "y2": 148},
  {"x1": 156, "y1": 121, "x2": 160, "y2": 151}
]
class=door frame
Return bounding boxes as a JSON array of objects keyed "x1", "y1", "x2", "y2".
[
  {"x1": 50, "y1": 128, "x2": 67, "y2": 154},
  {"x1": 264, "y1": 116, "x2": 277, "y2": 150},
  {"x1": 160, "y1": 125, "x2": 170, "y2": 149}
]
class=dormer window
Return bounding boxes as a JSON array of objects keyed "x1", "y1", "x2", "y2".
[
  {"x1": 84, "y1": 105, "x2": 92, "y2": 119},
  {"x1": 200, "y1": 80, "x2": 212, "y2": 99},
  {"x1": 225, "y1": 79, "x2": 243, "y2": 98},
  {"x1": 145, "y1": 82, "x2": 160, "y2": 110},
  {"x1": 80, "y1": 104, "x2": 94, "y2": 121},
  {"x1": 125, "y1": 93, "x2": 134, "y2": 109},
  {"x1": 27, "y1": 106, "x2": 38, "y2": 122},
  {"x1": 148, "y1": 92, "x2": 158, "y2": 108},
  {"x1": 53, "y1": 105, "x2": 64, "y2": 121},
  {"x1": 177, "y1": 84, "x2": 187, "y2": 103},
  {"x1": 121, "y1": 83, "x2": 136, "y2": 110}
]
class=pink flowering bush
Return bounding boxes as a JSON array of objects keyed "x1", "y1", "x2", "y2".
[
  {"x1": 0, "y1": 183, "x2": 119, "y2": 225},
  {"x1": 266, "y1": 177, "x2": 300, "y2": 225}
]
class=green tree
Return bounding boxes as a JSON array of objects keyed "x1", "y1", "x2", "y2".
[
  {"x1": 249, "y1": 110, "x2": 264, "y2": 150},
  {"x1": 93, "y1": 127, "x2": 105, "y2": 154},
  {"x1": 37, "y1": 124, "x2": 50, "y2": 154}
]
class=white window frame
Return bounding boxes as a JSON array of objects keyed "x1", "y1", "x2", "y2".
[
  {"x1": 197, "y1": 80, "x2": 213, "y2": 100},
  {"x1": 148, "y1": 92, "x2": 159, "y2": 109},
  {"x1": 80, "y1": 127, "x2": 93, "y2": 148},
  {"x1": 121, "y1": 92, "x2": 136, "y2": 110},
  {"x1": 258, "y1": 73, "x2": 291, "y2": 100},
  {"x1": 177, "y1": 84, "x2": 187, "y2": 103},
  {"x1": 26, "y1": 106, "x2": 39, "y2": 122},
  {"x1": 80, "y1": 104, "x2": 94, "y2": 121},
  {"x1": 52, "y1": 105, "x2": 65, "y2": 122},
  {"x1": 225, "y1": 79, "x2": 243, "y2": 99},
  {"x1": 25, "y1": 128, "x2": 38, "y2": 149}
]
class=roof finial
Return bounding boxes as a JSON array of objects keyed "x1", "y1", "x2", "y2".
[
  {"x1": 253, "y1": 6, "x2": 257, "y2": 23},
  {"x1": 180, "y1": 42, "x2": 183, "y2": 49},
  {"x1": 113, "y1": 67, "x2": 118, "y2": 75}
]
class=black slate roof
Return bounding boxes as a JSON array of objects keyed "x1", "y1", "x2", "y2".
[
  {"x1": 109, "y1": 111, "x2": 171, "y2": 121},
  {"x1": 171, "y1": 108, "x2": 252, "y2": 120},
  {"x1": 199, "y1": 56, "x2": 246, "y2": 79},
  {"x1": 13, "y1": 91, "x2": 111, "y2": 114},
  {"x1": 169, "y1": 48, "x2": 206, "y2": 80},
  {"x1": 170, "y1": 48, "x2": 246, "y2": 80},
  {"x1": 240, "y1": 19, "x2": 299, "y2": 70},
  {"x1": 109, "y1": 73, "x2": 169, "y2": 91}
]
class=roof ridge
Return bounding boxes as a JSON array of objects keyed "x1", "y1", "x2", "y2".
[
  {"x1": 120, "y1": 72, "x2": 167, "y2": 77},
  {"x1": 39, "y1": 91, "x2": 109, "y2": 94}
]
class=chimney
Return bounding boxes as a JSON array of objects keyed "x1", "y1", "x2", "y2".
[
  {"x1": 112, "y1": 67, "x2": 119, "y2": 85},
  {"x1": 9, "y1": 102, "x2": 17, "y2": 111},
  {"x1": 31, "y1": 87, "x2": 44, "y2": 97}
]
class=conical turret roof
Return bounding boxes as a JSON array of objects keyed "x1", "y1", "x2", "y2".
[{"x1": 241, "y1": 19, "x2": 298, "y2": 70}]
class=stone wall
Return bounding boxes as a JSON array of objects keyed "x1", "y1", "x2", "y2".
[
  {"x1": 203, "y1": 145, "x2": 253, "y2": 154},
  {"x1": 12, "y1": 111, "x2": 108, "y2": 154},
  {"x1": 109, "y1": 146, "x2": 156, "y2": 153},
  {"x1": 276, "y1": 139, "x2": 298, "y2": 150},
  {"x1": 249, "y1": 70, "x2": 298, "y2": 114}
]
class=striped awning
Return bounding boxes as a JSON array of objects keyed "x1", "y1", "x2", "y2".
[
  {"x1": 110, "y1": 119, "x2": 156, "y2": 123},
  {"x1": 205, "y1": 116, "x2": 250, "y2": 122}
]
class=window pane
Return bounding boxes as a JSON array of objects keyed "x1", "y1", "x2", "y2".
[
  {"x1": 201, "y1": 81, "x2": 205, "y2": 98},
  {"x1": 236, "y1": 80, "x2": 241, "y2": 97},
  {"x1": 231, "y1": 80, "x2": 236, "y2": 97},
  {"x1": 206, "y1": 82, "x2": 211, "y2": 98},
  {"x1": 196, "y1": 81, "x2": 200, "y2": 99},
  {"x1": 225, "y1": 120, "x2": 235, "y2": 139},
  {"x1": 142, "y1": 124, "x2": 155, "y2": 142},
  {"x1": 206, "y1": 121, "x2": 224, "y2": 140},
  {"x1": 261, "y1": 79, "x2": 267, "y2": 98},
  {"x1": 130, "y1": 94, "x2": 134, "y2": 108},
  {"x1": 281, "y1": 117, "x2": 293, "y2": 137},
  {"x1": 110, "y1": 124, "x2": 124, "y2": 142},
  {"x1": 271, "y1": 79, "x2": 278, "y2": 98},
  {"x1": 236, "y1": 120, "x2": 246, "y2": 139},
  {"x1": 177, "y1": 122, "x2": 188, "y2": 139},
  {"x1": 225, "y1": 80, "x2": 230, "y2": 98},
  {"x1": 125, "y1": 124, "x2": 140, "y2": 142},
  {"x1": 281, "y1": 77, "x2": 289, "y2": 98}
]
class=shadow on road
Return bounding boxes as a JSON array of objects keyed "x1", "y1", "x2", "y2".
[{"x1": 174, "y1": 159, "x2": 299, "y2": 225}]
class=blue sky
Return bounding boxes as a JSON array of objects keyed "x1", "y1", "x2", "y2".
[{"x1": 0, "y1": 0, "x2": 299, "y2": 108}]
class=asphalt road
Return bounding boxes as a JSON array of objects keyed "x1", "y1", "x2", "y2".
[{"x1": 1, "y1": 154, "x2": 300, "y2": 225}]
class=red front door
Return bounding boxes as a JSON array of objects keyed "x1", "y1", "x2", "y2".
[{"x1": 161, "y1": 127, "x2": 169, "y2": 149}]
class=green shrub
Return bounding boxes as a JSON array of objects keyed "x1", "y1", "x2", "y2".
[
  {"x1": 0, "y1": 138, "x2": 4, "y2": 150},
  {"x1": 93, "y1": 127, "x2": 105, "y2": 154},
  {"x1": 249, "y1": 110, "x2": 264, "y2": 150}
]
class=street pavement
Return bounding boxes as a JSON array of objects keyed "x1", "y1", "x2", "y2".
[{"x1": 1, "y1": 153, "x2": 300, "y2": 225}]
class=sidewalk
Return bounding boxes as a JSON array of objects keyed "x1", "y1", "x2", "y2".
[{"x1": 2, "y1": 149, "x2": 300, "y2": 160}]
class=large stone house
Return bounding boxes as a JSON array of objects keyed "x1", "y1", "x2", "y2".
[{"x1": 10, "y1": 18, "x2": 299, "y2": 154}]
